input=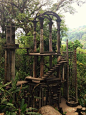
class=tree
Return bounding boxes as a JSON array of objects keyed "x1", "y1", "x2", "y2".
[
  {"x1": 51, "y1": 0, "x2": 86, "y2": 13},
  {"x1": 74, "y1": 40, "x2": 83, "y2": 49},
  {"x1": 0, "y1": 0, "x2": 50, "y2": 34},
  {"x1": 68, "y1": 40, "x2": 83, "y2": 50},
  {"x1": 0, "y1": 0, "x2": 86, "y2": 35},
  {"x1": 82, "y1": 34, "x2": 86, "y2": 41}
]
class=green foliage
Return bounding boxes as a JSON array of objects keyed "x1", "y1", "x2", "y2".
[
  {"x1": 18, "y1": 31, "x2": 33, "y2": 48},
  {"x1": 0, "y1": 81, "x2": 17, "y2": 113},
  {"x1": 0, "y1": 37, "x2": 5, "y2": 82},
  {"x1": 15, "y1": 49, "x2": 32, "y2": 80},
  {"x1": 76, "y1": 48, "x2": 86, "y2": 104},
  {"x1": 0, "y1": 0, "x2": 86, "y2": 112},
  {"x1": 0, "y1": 76, "x2": 41, "y2": 115},
  {"x1": 79, "y1": 95, "x2": 86, "y2": 108},
  {"x1": 0, "y1": 0, "x2": 50, "y2": 33},
  {"x1": 68, "y1": 40, "x2": 83, "y2": 51},
  {"x1": 74, "y1": 40, "x2": 83, "y2": 49},
  {"x1": 62, "y1": 25, "x2": 86, "y2": 48}
]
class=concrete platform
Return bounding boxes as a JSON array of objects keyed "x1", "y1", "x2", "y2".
[{"x1": 60, "y1": 98, "x2": 83, "y2": 115}]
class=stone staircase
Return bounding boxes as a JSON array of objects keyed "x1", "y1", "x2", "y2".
[
  {"x1": 16, "y1": 58, "x2": 67, "y2": 109},
  {"x1": 44, "y1": 58, "x2": 67, "y2": 78}
]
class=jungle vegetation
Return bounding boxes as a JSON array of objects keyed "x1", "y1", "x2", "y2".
[
  {"x1": 62, "y1": 25, "x2": 86, "y2": 49},
  {"x1": 0, "y1": 0, "x2": 86, "y2": 114}
]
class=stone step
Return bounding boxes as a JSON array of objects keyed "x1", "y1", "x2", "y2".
[{"x1": 44, "y1": 59, "x2": 67, "y2": 78}]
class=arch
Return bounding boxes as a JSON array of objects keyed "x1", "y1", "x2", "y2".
[{"x1": 34, "y1": 11, "x2": 61, "y2": 22}]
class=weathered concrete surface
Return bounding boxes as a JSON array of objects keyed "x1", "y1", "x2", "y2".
[
  {"x1": 39, "y1": 105, "x2": 62, "y2": 115},
  {"x1": 60, "y1": 98, "x2": 82, "y2": 115}
]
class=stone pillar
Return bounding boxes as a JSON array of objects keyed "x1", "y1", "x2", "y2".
[
  {"x1": 49, "y1": 21, "x2": 53, "y2": 69},
  {"x1": 40, "y1": 56, "x2": 44, "y2": 78},
  {"x1": 33, "y1": 20, "x2": 37, "y2": 53},
  {"x1": 39, "y1": 18, "x2": 44, "y2": 77},
  {"x1": 73, "y1": 49, "x2": 78, "y2": 102},
  {"x1": 33, "y1": 20, "x2": 37, "y2": 78},
  {"x1": 4, "y1": 23, "x2": 19, "y2": 83},
  {"x1": 39, "y1": 17, "x2": 44, "y2": 54},
  {"x1": 66, "y1": 39, "x2": 69, "y2": 102},
  {"x1": 56, "y1": 20, "x2": 61, "y2": 54},
  {"x1": 49, "y1": 21, "x2": 53, "y2": 52},
  {"x1": 62, "y1": 64, "x2": 65, "y2": 81}
]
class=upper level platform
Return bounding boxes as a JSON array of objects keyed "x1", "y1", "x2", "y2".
[{"x1": 28, "y1": 52, "x2": 61, "y2": 56}]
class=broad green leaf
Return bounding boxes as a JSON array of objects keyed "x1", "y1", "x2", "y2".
[{"x1": 3, "y1": 82, "x2": 12, "y2": 87}]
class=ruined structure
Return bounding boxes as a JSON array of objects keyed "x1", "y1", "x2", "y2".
[
  {"x1": 4, "y1": 11, "x2": 78, "y2": 108},
  {"x1": 63, "y1": 40, "x2": 78, "y2": 106},
  {"x1": 4, "y1": 23, "x2": 19, "y2": 83}
]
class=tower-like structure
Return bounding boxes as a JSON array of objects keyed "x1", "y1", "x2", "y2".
[
  {"x1": 25, "y1": 11, "x2": 67, "y2": 108},
  {"x1": 63, "y1": 40, "x2": 78, "y2": 106},
  {"x1": 27, "y1": 11, "x2": 62, "y2": 78},
  {"x1": 4, "y1": 23, "x2": 19, "y2": 83}
]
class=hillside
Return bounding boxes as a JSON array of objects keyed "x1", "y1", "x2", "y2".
[{"x1": 62, "y1": 25, "x2": 86, "y2": 49}]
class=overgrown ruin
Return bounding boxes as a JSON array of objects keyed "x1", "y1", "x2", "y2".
[{"x1": 4, "y1": 11, "x2": 78, "y2": 109}]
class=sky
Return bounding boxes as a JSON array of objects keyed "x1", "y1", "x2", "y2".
[{"x1": 64, "y1": 3, "x2": 86, "y2": 29}]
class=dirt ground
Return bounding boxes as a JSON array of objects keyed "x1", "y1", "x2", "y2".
[{"x1": 60, "y1": 98, "x2": 86, "y2": 115}]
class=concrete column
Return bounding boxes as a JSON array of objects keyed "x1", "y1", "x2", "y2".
[
  {"x1": 49, "y1": 21, "x2": 53, "y2": 52},
  {"x1": 33, "y1": 20, "x2": 37, "y2": 53},
  {"x1": 62, "y1": 64, "x2": 65, "y2": 81},
  {"x1": 39, "y1": 18, "x2": 44, "y2": 77},
  {"x1": 49, "y1": 21, "x2": 53, "y2": 69},
  {"x1": 56, "y1": 20, "x2": 61, "y2": 54},
  {"x1": 39, "y1": 17, "x2": 44, "y2": 54},
  {"x1": 66, "y1": 39, "x2": 69, "y2": 102},
  {"x1": 40, "y1": 56, "x2": 44, "y2": 77},
  {"x1": 73, "y1": 49, "x2": 78, "y2": 102},
  {"x1": 33, "y1": 20, "x2": 37, "y2": 78},
  {"x1": 11, "y1": 51, "x2": 15, "y2": 80}
]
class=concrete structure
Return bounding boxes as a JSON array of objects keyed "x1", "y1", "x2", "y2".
[
  {"x1": 4, "y1": 23, "x2": 19, "y2": 83},
  {"x1": 4, "y1": 12, "x2": 78, "y2": 109}
]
